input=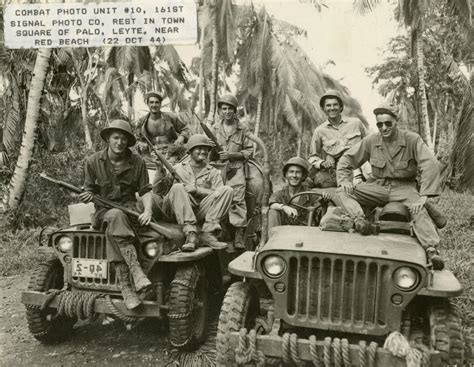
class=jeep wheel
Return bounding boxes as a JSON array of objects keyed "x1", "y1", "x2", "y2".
[
  {"x1": 168, "y1": 264, "x2": 208, "y2": 350},
  {"x1": 429, "y1": 300, "x2": 464, "y2": 365},
  {"x1": 25, "y1": 259, "x2": 76, "y2": 343},
  {"x1": 216, "y1": 282, "x2": 260, "y2": 366}
]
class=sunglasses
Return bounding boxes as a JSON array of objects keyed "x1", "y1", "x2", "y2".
[{"x1": 376, "y1": 121, "x2": 393, "y2": 129}]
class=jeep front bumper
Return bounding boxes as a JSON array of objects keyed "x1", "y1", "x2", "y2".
[
  {"x1": 228, "y1": 329, "x2": 442, "y2": 367},
  {"x1": 22, "y1": 291, "x2": 164, "y2": 318}
]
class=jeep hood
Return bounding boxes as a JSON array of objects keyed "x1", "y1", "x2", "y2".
[{"x1": 262, "y1": 226, "x2": 426, "y2": 266}]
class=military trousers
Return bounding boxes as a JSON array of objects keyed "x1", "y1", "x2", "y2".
[
  {"x1": 226, "y1": 166, "x2": 247, "y2": 228},
  {"x1": 333, "y1": 180, "x2": 440, "y2": 249}
]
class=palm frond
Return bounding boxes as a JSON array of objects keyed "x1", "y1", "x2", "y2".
[
  {"x1": 283, "y1": 95, "x2": 302, "y2": 134},
  {"x1": 2, "y1": 81, "x2": 21, "y2": 154},
  {"x1": 353, "y1": 0, "x2": 382, "y2": 15}
]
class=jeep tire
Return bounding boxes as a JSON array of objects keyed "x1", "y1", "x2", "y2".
[
  {"x1": 25, "y1": 259, "x2": 76, "y2": 343},
  {"x1": 429, "y1": 300, "x2": 464, "y2": 365},
  {"x1": 168, "y1": 264, "x2": 208, "y2": 350},
  {"x1": 216, "y1": 282, "x2": 260, "y2": 366}
]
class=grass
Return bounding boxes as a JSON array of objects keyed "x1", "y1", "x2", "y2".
[{"x1": 0, "y1": 228, "x2": 43, "y2": 276}]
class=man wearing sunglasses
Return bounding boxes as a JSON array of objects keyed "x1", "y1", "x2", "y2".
[{"x1": 334, "y1": 102, "x2": 444, "y2": 270}]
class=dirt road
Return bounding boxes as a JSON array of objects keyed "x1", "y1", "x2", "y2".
[{"x1": 0, "y1": 275, "x2": 217, "y2": 367}]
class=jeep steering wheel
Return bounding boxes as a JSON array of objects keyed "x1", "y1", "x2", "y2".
[{"x1": 287, "y1": 191, "x2": 324, "y2": 226}]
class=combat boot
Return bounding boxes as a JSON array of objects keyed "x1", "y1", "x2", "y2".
[
  {"x1": 181, "y1": 231, "x2": 198, "y2": 252},
  {"x1": 200, "y1": 232, "x2": 228, "y2": 250},
  {"x1": 233, "y1": 227, "x2": 246, "y2": 250},
  {"x1": 116, "y1": 263, "x2": 142, "y2": 310},
  {"x1": 118, "y1": 242, "x2": 152, "y2": 292},
  {"x1": 354, "y1": 218, "x2": 379, "y2": 236},
  {"x1": 426, "y1": 247, "x2": 444, "y2": 270}
]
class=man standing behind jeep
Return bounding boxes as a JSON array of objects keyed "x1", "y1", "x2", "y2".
[
  {"x1": 334, "y1": 103, "x2": 444, "y2": 269},
  {"x1": 135, "y1": 91, "x2": 190, "y2": 165},
  {"x1": 308, "y1": 89, "x2": 367, "y2": 188}
]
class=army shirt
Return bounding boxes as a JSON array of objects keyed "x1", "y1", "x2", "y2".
[
  {"x1": 337, "y1": 130, "x2": 441, "y2": 196},
  {"x1": 83, "y1": 148, "x2": 151, "y2": 204},
  {"x1": 308, "y1": 117, "x2": 367, "y2": 168}
]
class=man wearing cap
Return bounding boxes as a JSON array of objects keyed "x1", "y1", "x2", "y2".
[
  {"x1": 135, "y1": 91, "x2": 190, "y2": 164},
  {"x1": 268, "y1": 157, "x2": 323, "y2": 233},
  {"x1": 334, "y1": 103, "x2": 444, "y2": 269},
  {"x1": 308, "y1": 89, "x2": 368, "y2": 188},
  {"x1": 210, "y1": 94, "x2": 253, "y2": 250},
  {"x1": 79, "y1": 119, "x2": 164, "y2": 310},
  {"x1": 169, "y1": 134, "x2": 234, "y2": 251}
]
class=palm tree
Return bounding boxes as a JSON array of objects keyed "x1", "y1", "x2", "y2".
[{"x1": 4, "y1": 48, "x2": 52, "y2": 210}]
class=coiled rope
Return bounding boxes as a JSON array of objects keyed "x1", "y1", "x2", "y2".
[
  {"x1": 309, "y1": 335, "x2": 323, "y2": 367},
  {"x1": 383, "y1": 331, "x2": 430, "y2": 367},
  {"x1": 324, "y1": 337, "x2": 332, "y2": 367}
]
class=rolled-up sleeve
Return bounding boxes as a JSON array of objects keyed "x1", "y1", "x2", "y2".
[
  {"x1": 171, "y1": 114, "x2": 190, "y2": 141},
  {"x1": 415, "y1": 137, "x2": 441, "y2": 196},
  {"x1": 308, "y1": 129, "x2": 324, "y2": 168},
  {"x1": 209, "y1": 168, "x2": 224, "y2": 189},
  {"x1": 336, "y1": 139, "x2": 370, "y2": 186},
  {"x1": 241, "y1": 131, "x2": 254, "y2": 160}
]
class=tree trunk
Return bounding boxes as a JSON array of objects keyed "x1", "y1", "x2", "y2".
[
  {"x1": 81, "y1": 87, "x2": 94, "y2": 150},
  {"x1": 253, "y1": 91, "x2": 263, "y2": 153},
  {"x1": 415, "y1": 30, "x2": 434, "y2": 151},
  {"x1": 4, "y1": 48, "x2": 51, "y2": 210},
  {"x1": 207, "y1": 5, "x2": 218, "y2": 124}
]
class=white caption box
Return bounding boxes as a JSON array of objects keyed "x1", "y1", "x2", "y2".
[{"x1": 4, "y1": 1, "x2": 197, "y2": 49}]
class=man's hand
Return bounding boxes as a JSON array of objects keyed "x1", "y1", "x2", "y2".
[
  {"x1": 282, "y1": 205, "x2": 298, "y2": 219},
  {"x1": 218, "y1": 151, "x2": 229, "y2": 161},
  {"x1": 320, "y1": 160, "x2": 334, "y2": 169},
  {"x1": 79, "y1": 191, "x2": 94, "y2": 203},
  {"x1": 409, "y1": 196, "x2": 427, "y2": 215},
  {"x1": 340, "y1": 182, "x2": 354, "y2": 195},
  {"x1": 175, "y1": 135, "x2": 185, "y2": 145},
  {"x1": 184, "y1": 185, "x2": 197, "y2": 194},
  {"x1": 208, "y1": 139, "x2": 216, "y2": 147},
  {"x1": 138, "y1": 209, "x2": 153, "y2": 226},
  {"x1": 321, "y1": 191, "x2": 332, "y2": 201}
]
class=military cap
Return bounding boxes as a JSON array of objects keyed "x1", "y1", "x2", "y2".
[
  {"x1": 373, "y1": 102, "x2": 399, "y2": 118},
  {"x1": 146, "y1": 91, "x2": 163, "y2": 102},
  {"x1": 100, "y1": 119, "x2": 136, "y2": 147}
]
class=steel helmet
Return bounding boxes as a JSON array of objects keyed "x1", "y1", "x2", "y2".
[
  {"x1": 100, "y1": 119, "x2": 136, "y2": 147},
  {"x1": 186, "y1": 134, "x2": 213, "y2": 153},
  {"x1": 217, "y1": 94, "x2": 238, "y2": 110},
  {"x1": 379, "y1": 202, "x2": 411, "y2": 222},
  {"x1": 319, "y1": 89, "x2": 344, "y2": 110},
  {"x1": 283, "y1": 157, "x2": 309, "y2": 178}
]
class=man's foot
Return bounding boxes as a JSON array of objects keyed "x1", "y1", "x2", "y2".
[
  {"x1": 182, "y1": 231, "x2": 198, "y2": 252},
  {"x1": 234, "y1": 227, "x2": 246, "y2": 250},
  {"x1": 200, "y1": 232, "x2": 228, "y2": 250},
  {"x1": 354, "y1": 218, "x2": 379, "y2": 236},
  {"x1": 426, "y1": 247, "x2": 445, "y2": 270}
]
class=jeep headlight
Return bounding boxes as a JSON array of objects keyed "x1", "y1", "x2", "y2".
[
  {"x1": 263, "y1": 255, "x2": 286, "y2": 278},
  {"x1": 144, "y1": 242, "x2": 160, "y2": 258},
  {"x1": 57, "y1": 236, "x2": 72, "y2": 252},
  {"x1": 393, "y1": 267, "x2": 418, "y2": 290}
]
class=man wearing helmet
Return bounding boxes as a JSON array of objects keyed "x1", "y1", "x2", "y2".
[
  {"x1": 334, "y1": 103, "x2": 444, "y2": 269},
  {"x1": 308, "y1": 89, "x2": 368, "y2": 188},
  {"x1": 79, "y1": 120, "x2": 166, "y2": 310},
  {"x1": 210, "y1": 94, "x2": 254, "y2": 250},
  {"x1": 268, "y1": 157, "x2": 322, "y2": 233},
  {"x1": 135, "y1": 91, "x2": 190, "y2": 165},
  {"x1": 167, "y1": 134, "x2": 234, "y2": 252}
]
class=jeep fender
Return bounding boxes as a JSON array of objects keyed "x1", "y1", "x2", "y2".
[
  {"x1": 419, "y1": 269, "x2": 463, "y2": 297},
  {"x1": 228, "y1": 251, "x2": 262, "y2": 279}
]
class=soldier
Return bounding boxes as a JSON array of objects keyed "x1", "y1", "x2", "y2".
[
  {"x1": 308, "y1": 89, "x2": 368, "y2": 188},
  {"x1": 334, "y1": 102, "x2": 444, "y2": 269},
  {"x1": 268, "y1": 157, "x2": 323, "y2": 233},
  {"x1": 211, "y1": 94, "x2": 253, "y2": 249},
  {"x1": 170, "y1": 134, "x2": 235, "y2": 252},
  {"x1": 135, "y1": 91, "x2": 190, "y2": 165},
  {"x1": 79, "y1": 120, "x2": 163, "y2": 310}
]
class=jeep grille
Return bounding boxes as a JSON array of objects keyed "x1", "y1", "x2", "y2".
[
  {"x1": 262, "y1": 253, "x2": 423, "y2": 335},
  {"x1": 69, "y1": 233, "x2": 120, "y2": 291}
]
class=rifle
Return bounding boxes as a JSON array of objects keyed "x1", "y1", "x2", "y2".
[
  {"x1": 40, "y1": 173, "x2": 184, "y2": 242},
  {"x1": 141, "y1": 134, "x2": 198, "y2": 206}
]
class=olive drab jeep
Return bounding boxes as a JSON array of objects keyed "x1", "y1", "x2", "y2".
[
  {"x1": 21, "y1": 135, "x2": 269, "y2": 351},
  {"x1": 216, "y1": 190, "x2": 465, "y2": 366}
]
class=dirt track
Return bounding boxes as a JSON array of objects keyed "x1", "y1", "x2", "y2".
[{"x1": 0, "y1": 275, "x2": 217, "y2": 366}]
